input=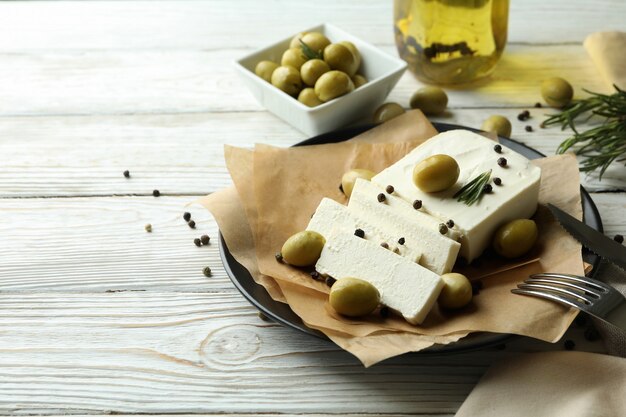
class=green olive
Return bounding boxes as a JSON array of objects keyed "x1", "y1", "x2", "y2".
[
  {"x1": 352, "y1": 74, "x2": 368, "y2": 88},
  {"x1": 281, "y1": 48, "x2": 307, "y2": 70},
  {"x1": 373, "y1": 102, "x2": 405, "y2": 123},
  {"x1": 412, "y1": 154, "x2": 460, "y2": 192},
  {"x1": 314, "y1": 70, "x2": 354, "y2": 102},
  {"x1": 289, "y1": 32, "x2": 309, "y2": 49},
  {"x1": 281, "y1": 231, "x2": 326, "y2": 267},
  {"x1": 541, "y1": 77, "x2": 574, "y2": 108},
  {"x1": 255, "y1": 60, "x2": 279, "y2": 83},
  {"x1": 438, "y1": 273, "x2": 472, "y2": 309},
  {"x1": 300, "y1": 59, "x2": 330, "y2": 86},
  {"x1": 300, "y1": 32, "x2": 331, "y2": 56},
  {"x1": 338, "y1": 41, "x2": 361, "y2": 70},
  {"x1": 341, "y1": 168, "x2": 376, "y2": 198},
  {"x1": 271, "y1": 65, "x2": 302, "y2": 97},
  {"x1": 493, "y1": 219, "x2": 538, "y2": 258},
  {"x1": 409, "y1": 86, "x2": 448, "y2": 115},
  {"x1": 329, "y1": 277, "x2": 380, "y2": 317},
  {"x1": 323, "y1": 43, "x2": 359, "y2": 77},
  {"x1": 481, "y1": 115, "x2": 512, "y2": 137},
  {"x1": 298, "y1": 88, "x2": 323, "y2": 107}
]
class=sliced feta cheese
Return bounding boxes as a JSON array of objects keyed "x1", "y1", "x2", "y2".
[
  {"x1": 372, "y1": 130, "x2": 541, "y2": 262},
  {"x1": 348, "y1": 178, "x2": 460, "y2": 274},
  {"x1": 307, "y1": 198, "x2": 422, "y2": 263},
  {"x1": 316, "y1": 230, "x2": 444, "y2": 324}
]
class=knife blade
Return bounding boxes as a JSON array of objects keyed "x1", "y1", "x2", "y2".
[{"x1": 548, "y1": 203, "x2": 626, "y2": 271}]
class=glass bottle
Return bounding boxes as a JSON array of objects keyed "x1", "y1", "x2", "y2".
[{"x1": 394, "y1": 0, "x2": 509, "y2": 85}]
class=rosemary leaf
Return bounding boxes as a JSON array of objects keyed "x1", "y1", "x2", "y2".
[
  {"x1": 454, "y1": 169, "x2": 492, "y2": 206},
  {"x1": 299, "y1": 39, "x2": 323, "y2": 60}
]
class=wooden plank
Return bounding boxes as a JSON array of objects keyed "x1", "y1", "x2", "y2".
[
  {"x1": 0, "y1": 194, "x2": 623, "y2": 293},
  {"x1": 0, "y1": 44, "x2": 606, "y2": 118},
  {"x1": 0, "y1": 0, "x2": 623, "y2": 51},
  {"x1": 0, "y1": 291, "x2": 605, "y2": 415}
]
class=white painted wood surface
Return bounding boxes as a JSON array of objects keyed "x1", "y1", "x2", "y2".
[{"x1": 0, "y1": 1, "x2": 624, "y2": 416}]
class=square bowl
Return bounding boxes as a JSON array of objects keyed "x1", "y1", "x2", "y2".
[{"x1": 234, "y1": 23, "x2": 407, "y2": 136}]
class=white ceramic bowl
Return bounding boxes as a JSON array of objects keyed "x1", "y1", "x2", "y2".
[{"x1": 235, "y1": 23, "x2": 407, "y2": 136}]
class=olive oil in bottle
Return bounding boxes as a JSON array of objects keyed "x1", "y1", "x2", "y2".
[{"x1": 394, "y1": 0, "x2": 509, "y2": 85}]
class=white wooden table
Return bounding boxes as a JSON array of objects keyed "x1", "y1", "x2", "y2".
[{"x1": 1, "y1": 1, "x2": 624, "y2": 415}]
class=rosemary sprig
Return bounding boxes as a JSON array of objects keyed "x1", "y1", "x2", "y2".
[
  {"x1": 542, "y1": 85, "x2": 626, "y2": 179},
  {"x1": 300, "y1": 39, "x2": 323, "y2": 60},
  {"x1": 453, "y1": 169, "x2": 492, "y2": 206}
]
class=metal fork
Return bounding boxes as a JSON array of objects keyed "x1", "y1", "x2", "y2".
[{"x1": 512, "y1": 273, "x2": 626, "y2": 334}]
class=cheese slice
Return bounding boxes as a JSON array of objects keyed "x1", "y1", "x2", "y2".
[
  {"x1": 348, "y1": 178, "x2": 460, "y2": 274},
  {"x1": 315, "y1": 230, "x2": 444, "y2": 324},
  {"x1": 307, "y1": 198, "x2": 422, "y2": 263},
  {"x1": 372, "y1": 130, "x2": 541, "y2": 262}
]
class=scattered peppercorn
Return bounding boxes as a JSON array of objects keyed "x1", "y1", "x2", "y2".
[
  {"x1": 354, "y1": 228, "x2": 365, "y2": 238},
  {"x1": 446, "y1": 219, "x2": 455, "y2": 228},
  {"x1": 517, "y1": 110, "x2": 530, "y2": 121},
  {"x1": 377, "y1": 193, "x2": 386, "y2": 202},
  {"x1": 564, "y1": 339, "x2": 575, "y2": 350},
  {"x1": 188, "y1": 220, "x2": 196, "y2": 229},
  {"x1": 483, "y1": 183, "x2": 493, "y2": 193},
  {"x1": 144, "y1": 223, "x2": 152, "y2": 233},
  {"x1": 275, "y1": 252, "x2": 283, "y2": 263},
  {"x1": 439, "y1": 223, "x2": 448, "y2": 234},
  {"x1": 525, "y1": 125, "x2": 533, "y2": 132},
  {"x1": 202, "y1": 266, "x2": 212, "y2": 277},
  {"x1": 183, "y1": 212, "x2": 191, "y2": 222},
  {"x1": 380, "y1": 306, "x2": 389, "y2": 318},
  {"x1": 310, "y1": 271, "x2": 320, "y2": 280},
  {"x1": 325, "y1": 276, "x2": 336, "y2": 287},
  {"x1": 393, "y1": 247, "x2": 400, "y2": 254},
  {"x1": 413, "y1": 199, "x2": 422, "y2": 209},
  {"x1": 152, "y1": 189, "x2": 160, "y2": 197},
  {"x1": 398, "y1": 237, "x2": 405, "y2": 245},
  {"x1": 497, "y1": 157, "x2": 507, "y2": 167},
  {"x1": 380, "y1": 242, "x2": 389, "y2": 249},
  {"x1": 386, "y1": 185, "x2": 395, "y2": 194},
  {"x1": 193, "y1": 238, "x2": 202, "y2": 247},
  {"x1": 339, "y1": 183, "x2": 344, "y2": 193},
  {"x1": 493, "y1": 177, "x2": 502, "y2": 186},
  {"x1": 123, "y1": 170, "x2": 130, "y2": 178},
  {"x1": 614, "y1": 234, "x2": 624, "y2": 244},
  {"x1": 584, "y1": 327, "x2": 600, "y2": 341},
  {"x1": 257, "y1": 311, "x2": 270, "y2": 321},
  {"x1": 493, "y1": 144, "x2": 502, "y2": 153},
  {"x1": 200, "y1": 235, "x2": 210, "y2": 245},
  {"x1": 534, "y1": 102, "x2": 542, "y2": 108}
]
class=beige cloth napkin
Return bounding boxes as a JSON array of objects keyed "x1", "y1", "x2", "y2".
[{"x1": 455, "y1": 351, "x2": 626, "y2": 417}]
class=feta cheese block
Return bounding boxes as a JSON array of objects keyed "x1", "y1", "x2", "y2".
[
  {"x1": 307, "y1": 198, "x2": 422, "y2": 264},
  {"x1": 348, "y1": 178, "x2": 461, "y2": 274},
  {"x1": 372, "y1": 129, "x2": 541, "y2": 262},
  {"x1": 316, "y1": 230, "x2": 444, "y2": 324}
]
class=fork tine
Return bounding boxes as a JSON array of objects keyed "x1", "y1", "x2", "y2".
[
  {"x1": 525, "y1": 277, "x2": 602, "y2": 298},
  {"x1": 518, "y1": 283, "x2": 594, "y2": 304},
  {"x1": 530, "y1": 273, "x2": 609, "y2": 293},
  {"x1": 512, "y1": 288, "x2": 587, "y2": 310}
]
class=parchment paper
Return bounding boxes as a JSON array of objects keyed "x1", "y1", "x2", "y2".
[{"x1": 200, "y1": 110, "x2": 584, "y2": 366}]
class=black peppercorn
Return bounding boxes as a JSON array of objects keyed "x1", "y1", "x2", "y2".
[
  {"x1": 534, "y1": 102, "x2": 542, "y2": 108},
  {"x1": 310, "y1": 271, "x2": 320, "y2": 280},
  {"x1": 380, "y1": 306, "x2": 389, "y2": 318},
  {"x1": 152, "y1": 189, "x2": 160, "y2": 197},
  {"x1": 380, "y1": 242, "x2": 389, "y2": 249},
  {"x1": 517, "y1": 110, "x2": 530, "y2": 121},
  {"x1": 188, "y1": 220, "x2": 196, "y2": 229},
  {"x1": 386, "y1": 185, "x2": 394, "y2": 194},
  {"x1": 493, "y1": 144, "x2": 502, "y2": 153},
  {"x1": 525, "y1": 125, "x2": 533, "y2": 132},
  {"x1": 325, "y1": 276, "x2": 336, "y2": 287},
  {"x1": 439, "y1": 223, "x2": 448, "y2": 234},
  {"x1": 614, "y1": 234, "x2": 624, "y2": 244},
  {"x1": 275, "y1": 252, "x2": 283, "y2": 263},
  {"x1": 483, "y1": 183, "x2": 493, "y2": 193},
  {"x1": 497, "y1": 157, "x2": 507, "y2": 167},
  {"x1": 398, "y1": 237, "x2": 405, "y2": 245},
  {"x1": 200, "y1": 235, "x2": 210, "y2": 245},
  {"x1": 493, "y1": 177, "x2": 502, "y2": 186},
  {"x1": 446, "y1": 219, "x2": 455, "y2": 228},
  {"x1": 413, "y1": 200, "x2": 422, "y2": 209},
  {"x1": 123, "y1": 170, "x2": 130, "y2": 178},
  {"x1": 377, "y1": 193, "x2": 386, "y2": 202},
  {"x1": 354, "y1": 228, "x2": 365, "y2": 238},
  {"x1": 183, "y1": 212, "x2": 191, "y2": 222},
  {"x1": 193, "y1": 238, "x2": 202, "y2": 247},
  {"x1": 564, "y1": 339, "x2": 575, "y2": 350},
  {"x1": 203, "y1": 266, "x2": 212, "y2": 277}
]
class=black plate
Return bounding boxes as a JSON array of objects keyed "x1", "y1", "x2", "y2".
[{"x1": 219, "y1": 122, "x2": 603, "y2": 353}]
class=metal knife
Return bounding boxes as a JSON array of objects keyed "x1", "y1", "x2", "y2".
[{"x1": 548, "y1": 203, "x2": 626, "y2": 271}]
